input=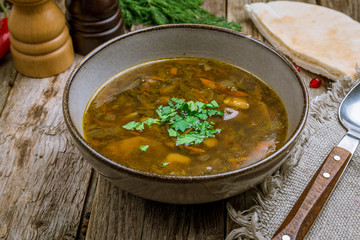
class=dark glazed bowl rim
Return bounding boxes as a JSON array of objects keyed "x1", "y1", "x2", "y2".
[{"x1": 63, "y1": 24, "x2": 309, "y2": 183}]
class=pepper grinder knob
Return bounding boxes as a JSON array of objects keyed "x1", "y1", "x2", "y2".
[
  {"x1": 8, "y1": 0, "x2": 74, "y2": 78},
  {"x1": 65, "y1": 0, "x2": 125, "y2": 55}
]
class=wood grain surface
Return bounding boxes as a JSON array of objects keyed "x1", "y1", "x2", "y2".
[{"x1": 0, "y1": 1, "x2": 359, "y2": 239}]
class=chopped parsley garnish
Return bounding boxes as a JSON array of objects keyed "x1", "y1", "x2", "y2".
[
  {"x1": 122, "y1": 118, "x2": 160, "y2": 132},
  {"x1": 139, "y1": 145, "x2": 149, "y2": 152},
  {"x1": 144, "y1": 118, "x2": 160, "y2": 127},
  {"x1": 122, "y1": 98, "x2": 223, "y2": 146},
  {"x1": 122, "y1": 121, "x2": 141, "y2": 130}
]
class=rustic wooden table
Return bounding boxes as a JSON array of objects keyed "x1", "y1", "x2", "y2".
[{"x1": 0, "y1": 0, "x2": 358, "y2": 239}]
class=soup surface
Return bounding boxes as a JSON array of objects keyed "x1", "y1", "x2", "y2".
[{"x1": 83, "y1": 57, "x2": 288, "y2": 176}]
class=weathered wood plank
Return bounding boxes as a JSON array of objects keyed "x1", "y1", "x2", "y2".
[
  {"x1": 84, "y1": 1, "x2": 227, "y2": 239},
  {"x1": 86, "y1": 176, "x2": 225, "y2": 240},
  {"x1": 202, "y1": 0, "x2": 226, "y2": 17},
  {"x1": 0, "y1": 1, "x2": 16, "y2": 115},
  {"x1": 227, "y1": 0, "x2": 266, "y2": 40},
  {"x1": 318, "y1": 0, "x2": 360, "y2": 21},
  {"x1": 0, "y1": 53, "x2": 16, "y2": 115},
  {"x1": 76, "y1": 170, "x2": 98, "y2": 240},
  {"x1": 0, "y1": 55, "x2": 92, "y2": 239}
]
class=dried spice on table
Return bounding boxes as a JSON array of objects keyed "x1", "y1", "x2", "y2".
[{"x1": 0, "y1": 2, "x2": 10, "y2": 59}]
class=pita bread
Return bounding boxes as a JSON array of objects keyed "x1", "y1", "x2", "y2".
[{"x1": 245, "y1": 1, "x2": 360, "y2": 81}]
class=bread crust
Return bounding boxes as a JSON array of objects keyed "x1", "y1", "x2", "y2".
[{"x1": 245, "y1": 1, "x2": 360, "y2": 81}]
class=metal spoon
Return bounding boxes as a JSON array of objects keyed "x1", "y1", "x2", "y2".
[{"x1": 272, "y1": 81, "x2": 360, "y2": 240}]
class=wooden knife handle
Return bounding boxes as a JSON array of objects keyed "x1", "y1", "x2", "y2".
[{"x1": 272, "y1": 146, "x2": 352, "y2": 240}]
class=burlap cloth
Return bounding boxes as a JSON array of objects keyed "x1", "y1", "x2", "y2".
[{"x1": 226, "y1": 75, "x2": 360, "y2": 239}]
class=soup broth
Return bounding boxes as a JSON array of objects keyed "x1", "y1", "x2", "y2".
[{"x1": 83, "y1": 57, "x2": 288, "y2": 176}]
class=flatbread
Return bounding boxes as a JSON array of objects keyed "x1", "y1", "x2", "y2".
[{"x1": 245, "y1": 1, "x2": 360, "y2": 81}]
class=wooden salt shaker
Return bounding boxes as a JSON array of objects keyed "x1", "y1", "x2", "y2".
[
  {"x1": 8, "y1": 0, "x2": 74, "y2": 78},
  {"x1": 65, "y1": 0, "x2": 125, "y2": 55}
]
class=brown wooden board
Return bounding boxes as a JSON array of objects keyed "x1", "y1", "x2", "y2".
[
  {"x1": 0, "y1": 0, "x2": 358, "y2": 239},
  {"x1": 0, "y1": 55, "x2": 92, "y2": 239},
  {"x1": 0, "y1": 53, "x2": 16, "y2": 114}
]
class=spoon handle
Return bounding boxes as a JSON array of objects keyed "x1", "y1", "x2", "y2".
[{"x1": 272, "y1": 146, "x2": 352, "y2": 240}]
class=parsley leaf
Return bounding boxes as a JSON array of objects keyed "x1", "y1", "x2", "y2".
[
  {"x1": 195, "y1": 101, "x2": 205, "y2": 109},
  {"x1": 122, "y1": 121, "x2": 139, "y2": 130},
  {"x1": 144, "y1": 118, "x2": 160, "y2": 127},
  {"x1": 139, "y1": 145, "x2": 149, "y2": 151},
  {"x1": 122, "y1": 97, "x2": 223, "y2": 146},
  {"x1": 135, "y1": 122, "x2": 145, "y2": 132},
  {"x1": 187, "y1": 100, "x2": 198, "y2": 112},
  {"x1": 168, "y1": 128, "x2": 179, "y2": 137},
  {"x1": 210, "y1": 100, "x2": 219, "y2": 108}
]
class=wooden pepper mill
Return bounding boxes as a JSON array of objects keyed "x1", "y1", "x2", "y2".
[
  {"x1": 65, "y1": 0, "x2": 125, "y2": 55},
  {"x1": 8, "y1": 0, "x2": 74, "y2": 78}
]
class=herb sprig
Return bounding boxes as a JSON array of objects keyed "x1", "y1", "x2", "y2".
[
  {"x1": 122, "y1": 98, "x2": 223, "y2": 146},
  {"x1": 119, "y1": 0, "x2": 242, "y2": 31}
]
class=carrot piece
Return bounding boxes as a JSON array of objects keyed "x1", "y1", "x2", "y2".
[
  {"x1": 254, "y1": 85, "x2": 262, "y2": 100},
  {"x1": 199, "y1": 78, "x2": 217, "y2": 89},
  {"x1": 142, "y1": 90, "x2": 150, "y2": 96},
  {"x1": 200, "y1": 78, "x2": 228, "y2": 91},
  {"x1": 200, "y1": 78, "x2": 248, "y2": 97},
  {"x1": 248, "y1": 140, "x2": 276, "y2": 160},
  {"x1": 170, "y1": 67, "x2": 178, "y2": 75},
  {"x1": 128, "y1": 131, "x2": 141, "y2": 136},
  {"x1": 229, "y1": 157, "x2": 250, "y2": 168},
  {"x1": 224, "y1": 89, "x2": 248, "y2": 97},
  {"x1": 150, "y1": 76, "x2": 166, "y2": 81},
  {"x1": 91, "y1": 139, "x2": 100, "y2": 147},
  {"x1": 185, "y1": 145, "x2": 206, "y2": 153},
  {"x1": 193, "y1": 89, "x2": 208, "y2": 103},
  {"x1": 216, "y1": 68, "x2": 230, "y2": 78}
]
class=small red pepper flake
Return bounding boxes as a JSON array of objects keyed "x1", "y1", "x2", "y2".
[
  {"x1": 310, "y1": 78, "x2": 322, "y2": 88},
  {"x1": 0, "y1": 2, "x2": 10, "y2": 59},
  {"x1": 294, "y1": 65, "x2": 300, "y2": 72}
]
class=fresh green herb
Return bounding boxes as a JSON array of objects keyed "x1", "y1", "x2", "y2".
[
  {"x1": 123, "y1": 98, "x2": 223, "y2": 146},
  {"x1": 139, "y1": 145, "x2": 149, "y2": 151},
  {"x1": 144, "y1": 118, "x2": 160, "y2": 127},
  {"x1": 162, "y1": 162, "x2": 170, "y2": 167},
  {"x1": 122, "y1": 118, "x2": 160, "y2": 131},
  {"x1": 156, "y1": 105, "x2": 177, "y2": 122},
  {"x1": 135, "y1": 122, "x2": 145, "y2": 131},
  {"x1": 119, "y1": 0, "x2": 241, "y2": 31},
  {"x1": 210, "y1": 100, "x2": 219, "y2": 108},
  {"x1": 122, "y1": 121, "x2": 141, "y2": 131},
  {"x1": 168, "y1": 128, "x2": 179, "y2": 137},
  {"x1": 176, "y1": 134, "x2": 206, "y2": 145}
]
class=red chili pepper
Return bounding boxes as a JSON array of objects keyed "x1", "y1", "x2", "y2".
[{"x1": 0, "y1": 2, "x2": 10, "y2": 59}]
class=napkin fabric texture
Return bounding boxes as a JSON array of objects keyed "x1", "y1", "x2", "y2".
[{"x1": 226, "y1": 75, "x2": 360, "y2": 240}]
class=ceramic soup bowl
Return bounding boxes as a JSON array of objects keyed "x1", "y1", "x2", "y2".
[{"x1": 63, "y1": 24, "x2": 308, "y2": 204}]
